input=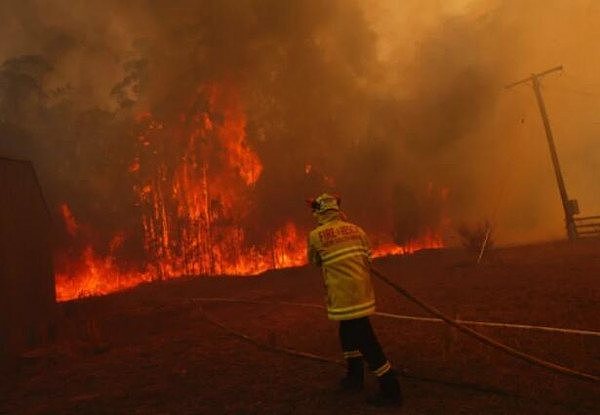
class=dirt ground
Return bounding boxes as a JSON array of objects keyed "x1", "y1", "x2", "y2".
[{"x1": 1, "y1": 239, "x2": 599, "y2": 414}]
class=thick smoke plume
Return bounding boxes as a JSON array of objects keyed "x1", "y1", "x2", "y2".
[{"x1": 1, "y1": 0, "x2": 599, "y2": 270}]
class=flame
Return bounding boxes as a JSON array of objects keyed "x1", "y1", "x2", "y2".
[
  {"x1": 53, "y1": 81, "x2": 445, "y2": 302},
  {"x1": 54, "y1": 204, "x2": 151, "y2": 301},
  {"x1": 55, "y1": 81, "x2": 306, "y2": 301},
  {"x1": 205, "y1": 84, "x2": 263, "y2": 186},
  {"x1": 131, "y1": 82, "x2": 303, "y2": 279},
  {"x1": 372, "y1": 231, "x2": 444, "y2": 258},
  {"x1": 54, "y1": 243, "x2": 152, "y2": 302},
  {"x1": 59, "y1": 203, "x2": 79, "y2": 237}
]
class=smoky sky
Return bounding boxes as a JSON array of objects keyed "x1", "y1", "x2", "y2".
[{"x1": 1, "y1": 0, "x2": 599, "y2": 258}]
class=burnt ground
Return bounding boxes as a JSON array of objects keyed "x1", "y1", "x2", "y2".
[{"x1": 1, "y1": 239, "x2": 599, "y2": 414}]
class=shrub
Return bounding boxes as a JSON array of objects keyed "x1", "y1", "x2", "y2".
[{"x1": 457, "y1": 220, "x2": 494, "y2": 255}]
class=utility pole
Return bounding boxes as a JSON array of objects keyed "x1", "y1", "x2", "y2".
[{"x1": 506, "y1": 65, "x2": 578, "y2": 240}]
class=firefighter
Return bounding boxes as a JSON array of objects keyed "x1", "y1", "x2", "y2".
[{"x1": 307, "y1": 193, "x2": 402, "y2": 407}]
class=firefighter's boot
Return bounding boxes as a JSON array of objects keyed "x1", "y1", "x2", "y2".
[
  {"x1": 339, "y1": 357, "x2": 364, "y2": 391},
  {"x1": 366, "y1": 371, "x2": 402, "y2": 407}
]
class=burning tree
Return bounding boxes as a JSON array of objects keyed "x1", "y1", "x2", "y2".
[
  {"x1": 132, "y1": 81, "x2": 296, "y2": 278},
  {"x1": 54, "y1": 81, "x2": 308, "y2": 301}
]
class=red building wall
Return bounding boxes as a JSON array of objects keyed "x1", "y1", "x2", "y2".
[{"x1": 0, "y1": 157, "x2": 55, "y2": 361}]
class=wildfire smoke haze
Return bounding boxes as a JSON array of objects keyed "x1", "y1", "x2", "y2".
[{"x1": 1, "y1": 0, "x2": 599, "y2": 300}]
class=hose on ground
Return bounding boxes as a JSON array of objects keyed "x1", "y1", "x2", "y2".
[
  {"x1": 194, "y1": 301, "x2": 520, "y2": 398},
  {"x1": 369, "y1": 266, "x2": 599, "y2": 383}
]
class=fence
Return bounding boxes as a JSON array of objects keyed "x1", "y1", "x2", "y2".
[{"x1": 574, "y1": 215, "x2": 600, "y2": 238}]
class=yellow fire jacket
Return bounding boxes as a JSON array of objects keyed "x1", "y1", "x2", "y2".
[{"x1": 308, "y1": 211, "x2": 375, "y2": 320}]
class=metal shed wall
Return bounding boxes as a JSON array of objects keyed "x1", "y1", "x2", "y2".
[{"x1": 0, "y1": 157, "x2": 55, "y2": 360}]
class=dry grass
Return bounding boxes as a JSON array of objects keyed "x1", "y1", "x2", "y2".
[{"x1": 1, "y1": 239, "x2": 598, "y2": 414}]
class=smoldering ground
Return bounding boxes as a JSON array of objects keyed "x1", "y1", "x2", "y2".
[{"x1": 1, "y1": 0, "x2": 599, "y2": 265}]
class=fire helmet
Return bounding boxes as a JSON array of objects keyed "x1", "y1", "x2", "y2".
[{"x1": 307, "y1": 193, "x2": 341, "y2": 214}]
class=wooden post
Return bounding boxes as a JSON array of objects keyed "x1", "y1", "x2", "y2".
[{"x1": 506, "y1": 66, "x2": 578, "y2": 240}]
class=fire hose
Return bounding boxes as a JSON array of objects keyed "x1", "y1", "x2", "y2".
[
  {"x1": 368, "y1": 267, "x2": 599, "y2": 383},
  {"x1": 193, "y1": 266, "x2": 599, "y2": 384},
  {"x1": 194, "y1": 301, "x2": 517, "y2": 398}
]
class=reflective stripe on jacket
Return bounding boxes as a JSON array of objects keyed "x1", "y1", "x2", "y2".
[{"x1": 308, "y1": 212, "x2": 375, "y2": 320}]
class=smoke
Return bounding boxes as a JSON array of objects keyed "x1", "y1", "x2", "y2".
[{"x1": 1, "y1": 0, "x2": 599, "y2": 263}]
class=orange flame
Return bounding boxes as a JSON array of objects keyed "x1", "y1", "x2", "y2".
[
  {"x1": 60, "y1": 203, "x2": 79, "y2": 237},
  {"x1": 130, "y1": 82, "x2": 304, "y2": 280},
  {"x1": 54, "y1": 81, "x2": 445, "y2": 302},
  {"x1": 372, "y1": 232, "x2": 444, "y2": 258},
  {"x1": 54, "y1": 204, "x2": 151, "y2": 301},
  {"x1": 54, "y1": 243, "x2": 152, "y2": 302}
]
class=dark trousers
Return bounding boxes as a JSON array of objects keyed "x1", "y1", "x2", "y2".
[{"x1": 339, "y1": 317, "x2": 389, "y2": 375}]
